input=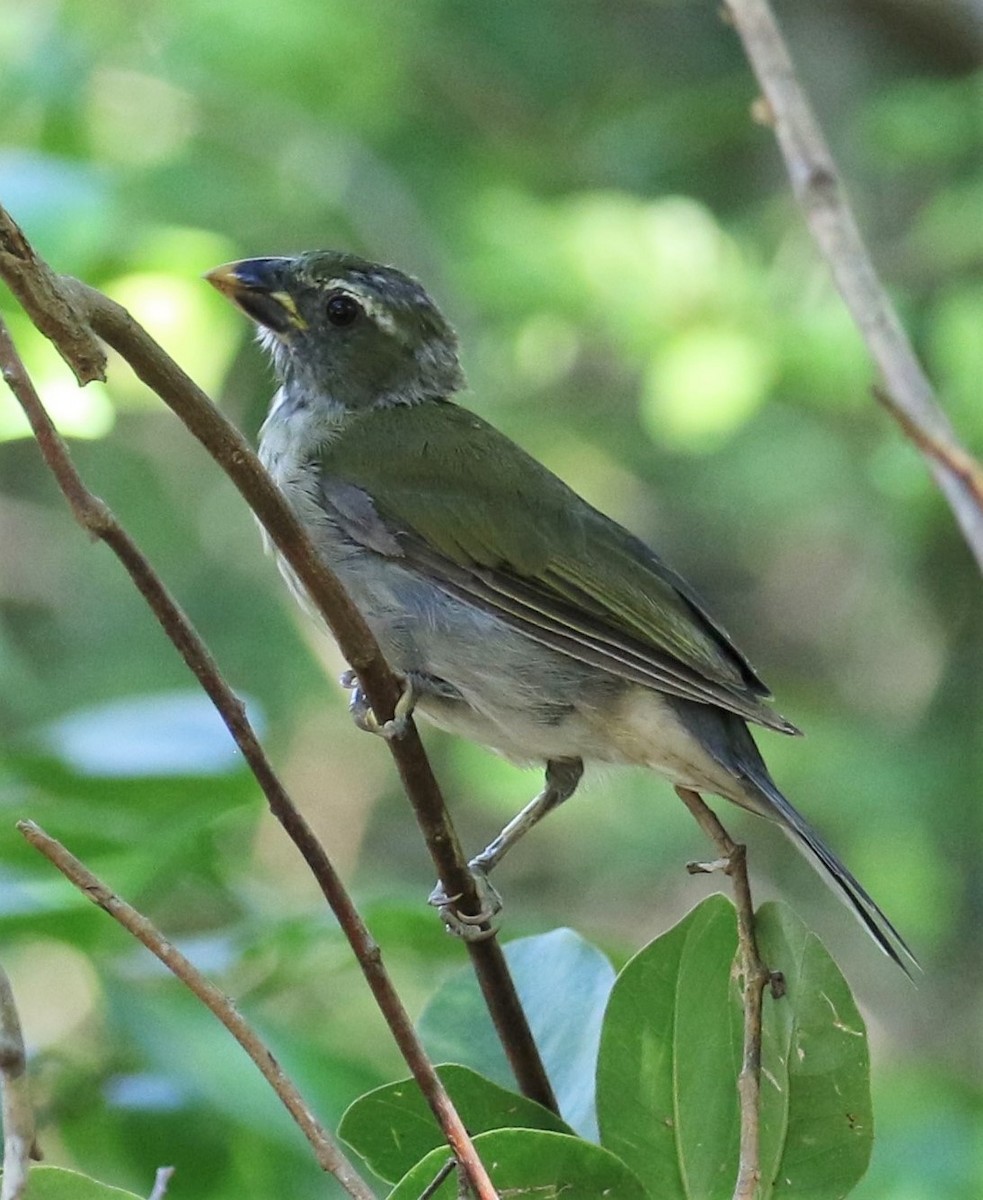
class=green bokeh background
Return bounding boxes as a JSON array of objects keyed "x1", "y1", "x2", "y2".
[{"x1": 1, "y1": 1, "x2": 980, "y2": 1196}]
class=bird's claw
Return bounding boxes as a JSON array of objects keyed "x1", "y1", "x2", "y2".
[
  {"x1": 340, "y1": 670, "x2": 416, "y2": 740},
  {"x1": 428, "y1": 865, "x2": 503, "y2": 942}
]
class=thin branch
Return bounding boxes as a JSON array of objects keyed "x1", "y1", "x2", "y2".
[
  {"x1": 725, "y1": 0, "x2": 983, "y2": 572},
  {"x1": 75, "y1": 278, "x2": 554, "y2": 1114},
  {"x1": 0, "y1": 207, "x2": 105, "y2": 385},
  {"x1": 676, "y1": 787, "x2": 776, "y2": 1200},
  {"x1": 0, "y1": 204, "x2": 556, "y2": 1115},
  {"x1": 147, "y1": 1166, "x2": 175, "y2": 1200},
  {"x1": 872, "y1": 384, "x2": 983, "y2": 507},
  {"x1": 18, "y1": 822, "x2": 378, "y2": 1200},
  {"x1": 0, "y1": 317, "x2": 498, "y2": 1200},
  {"x1": 0, "y1": 964, "x2": 41, "y2": 1200}
]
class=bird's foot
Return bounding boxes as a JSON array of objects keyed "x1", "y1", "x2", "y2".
[
  {"x1": 340, "y1": 669, "x2": 417, "y2": 740},
  {"x1": 428, "y1": 863, "x2": 503, "y2": 942}
]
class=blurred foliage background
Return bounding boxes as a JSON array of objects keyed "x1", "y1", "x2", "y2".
[{"x1": 1, "y1": 0, "x2": 981, "y2": 1196}]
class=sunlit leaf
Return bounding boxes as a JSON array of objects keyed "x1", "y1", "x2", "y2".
[{"x1": 597, "y1": 894, "x2": 741, "y2": 1200}]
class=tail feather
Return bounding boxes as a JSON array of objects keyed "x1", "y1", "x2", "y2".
[
  {"x1": 667, "y1": 697, "x2": 918, "y2": 974},
  {"x1": 750, "y1": 771, "x2": 918, "y2": 977}
]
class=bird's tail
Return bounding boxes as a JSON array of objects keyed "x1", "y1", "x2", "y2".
[
  {"x1": 667, "y1": 697, "x2": 917, "y2": 974},
  {"x1": 742, "y1": 768, "x2": 917, "y2": 976}
]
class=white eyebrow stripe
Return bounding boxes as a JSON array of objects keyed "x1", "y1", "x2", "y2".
[{"x1": 323, "y1": 278, "x2": 397, "y2": 334}]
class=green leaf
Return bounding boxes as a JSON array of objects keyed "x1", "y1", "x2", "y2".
[
  {"x1": 756, "y1": 902, "x2": 873, "y2": 1199},
  {"x1": 387, "y1": 1128, "x2": 650, "y2": 1199},
  {"x1": 339, "y1": 1063, "x2": 573, "y2": 1183},
  {"x1": 417, "y1": 928, "x2": 615, "y2": 1137},
  {"x1": 596, "y1": 895, "x2": 873, "y2": 1200},
  {"x1": 596, "y1": 893, "x2": 741, "y2": 1200},
  {"x1": 11, "y1": 1166, "x2": 143, "y2": 1200}
]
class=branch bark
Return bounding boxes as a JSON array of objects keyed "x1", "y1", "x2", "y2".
[
  {"x1": 0, "y1": 312, "x2": 498, "y2": 1200},
  {"x1": 18, "y1": 822, "x2": 379, "y2": 1200},
  {"x1": 677, "y1": 787, "x2": 779, "y2": 1200},
  {"x1": 0, "y1": 209, "x2": 105, "y2": 385},
  {"x1": 0, "y1": 201, "x2": 555, "y2": 1116},
  {"x1": 726, "y1": 0, "x2": 983, "y2": 571},
  {"x1": 147, "y1": 1167, "x2": 175, "y2": 1200}
]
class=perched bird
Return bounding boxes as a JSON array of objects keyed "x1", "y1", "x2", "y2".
[{"x1": 207, "y1": 251, "x2": 913, "y2": 971}]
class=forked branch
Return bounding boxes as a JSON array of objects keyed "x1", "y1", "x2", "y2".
[
  {"x1": 0, "y1": 312, "x2": 499, "y2": 1200},
  {"x1": 0, "y1": 200, "x2": 554, "y2": 1116},
  {"x1": 19, "y1": 822, "x2": 378, "y2": 1200},
  {"x1": 725, "y1": 0, "x2": 983, "y2": 570}
]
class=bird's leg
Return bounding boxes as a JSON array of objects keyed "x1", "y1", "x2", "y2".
[
  {"x1": 340, "y1": 668, "x2": 418, "y2": 740},
  {"x1": 430, "y1": 757, "x2": 584, "y2": 940}
]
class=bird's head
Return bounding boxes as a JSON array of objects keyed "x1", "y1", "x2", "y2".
[{"x1": 206, "y1": 251, "x2": 465, "y2": 409}]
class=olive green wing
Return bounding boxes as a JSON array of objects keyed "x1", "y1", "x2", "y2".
[{"x1": 319, "y1": 403, "x2": 798, "y2": 734}]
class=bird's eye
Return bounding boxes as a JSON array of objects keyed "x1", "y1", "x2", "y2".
[{"x1": 325, "y1": 291, "x2": 361, "y2": 327}]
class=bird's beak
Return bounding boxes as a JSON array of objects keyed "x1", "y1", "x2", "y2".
[{"x1": 204, "y1": 258, "x2": 307, "y2": 333}]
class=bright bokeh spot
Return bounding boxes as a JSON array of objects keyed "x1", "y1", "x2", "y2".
[
  {"x1": 107, "y1": 255, "x2": 242, "y2": 401},
  {"x1": 641, "y1": 325, "x2": 774, "y2": 451},
  {"x1": 513, "y1": 312, "x2": 579, "y2": 387},
  {"x1": 9, "y1": 938, "x2": 101, "y2": 1049},
  {"x1": 563, "y1": 194, "x2": 748, "y2": 348},
  {"x1": 86, "y1": 68, "x2": 198, "y2": 166},
  {"x1": 0, "y1": 374, "x2": 114, "y2": 440}
]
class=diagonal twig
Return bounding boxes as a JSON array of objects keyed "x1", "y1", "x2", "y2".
[
  {"x1": 0, "y1": 200, "x2": 555, "y2": 1115},
  {"x1": 0, "y1": 315, "x2": 499, "y2": 1200},
  {"x1": 19, "y1": 822, "x2": 378, "y2": 1200},
  {"x1": 872, "y1": 383, "x2": 983, "y2": 507},
  {"x1": 725, "y1": 0, "x2": 983, "y2": 572}
]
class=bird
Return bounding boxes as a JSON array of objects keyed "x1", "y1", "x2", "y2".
[{"x1": 206, "y1": 250, "x2": 914, "y2": 972}]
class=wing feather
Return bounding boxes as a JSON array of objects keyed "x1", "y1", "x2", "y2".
[{"x1": 317, "y1": 403, "x2": 799, "y2": 735}]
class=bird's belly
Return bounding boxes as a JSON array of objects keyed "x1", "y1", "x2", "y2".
[
  {"x1": 338, "y1": 551, "x2": 624, "y2": 763},
  {"x1": 301, "y1": 545, "x2": 737, "y2": 791}
]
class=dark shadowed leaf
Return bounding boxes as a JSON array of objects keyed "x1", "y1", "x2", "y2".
[
  {"x1": 387, "y1": 1128, "x2": 650, "y2": 1200},
  {"x1": 338, "y1": 1063, "x2": 572, "y2": 1183}
]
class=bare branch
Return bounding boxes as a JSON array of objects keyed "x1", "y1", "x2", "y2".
[
  {"x1": 0, "y1": 319, "x2": 504, "y2": 1200},
  {"x1": 725, "y1": 0, "x2": 983, "y2": 571},
  {"x1": 147, "y1": 1167, "x2": 175, "y2": 1200},
  {"x1": 0, "y1": 208, "x2": 106, "y2": 385},
  {"x1": 872, "y1": 384, "x2": 983, "y2": 507},
  {"x1": 0, "y1": 964, "x2": 41, "y2": 1200},
  {"x1": 677, "y1": 787, "x2": 776, "y2": 1200},
  {"x1": 18, "y1": 822, "x2": 379, "y2": 1200},
  {"x1": 75, "y1": 279, "x2": 554, "y2": 1114},
  {"x1": 0, "y1": 201, "x2": 555, "y2": 1115},
  {"x1": 0, "y1": 316, "x2": 499, "y2": 1200}
]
